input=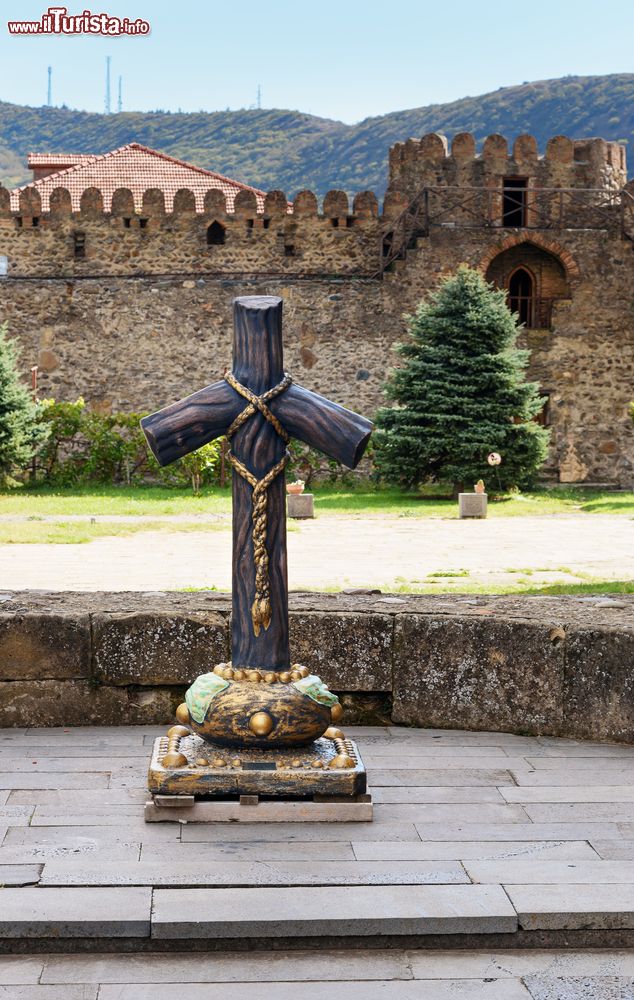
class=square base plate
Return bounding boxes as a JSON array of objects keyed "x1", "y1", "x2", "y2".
[{"x1": 147, "y1": 732, "x2": 368, "y2": 809}]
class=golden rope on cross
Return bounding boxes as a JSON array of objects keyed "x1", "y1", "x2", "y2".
[{"x1": 224, "y1": 370, "x2": 293, "y2": 636}]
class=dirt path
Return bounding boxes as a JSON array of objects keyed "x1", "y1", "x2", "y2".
[{"x1": 0, "y1": 514, "x2": 631, "y2": 591}]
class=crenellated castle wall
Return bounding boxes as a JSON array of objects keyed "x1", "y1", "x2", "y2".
[
  {"x1": 0, "y1": 132, "x2": 632, "y2": 486},
  {"x1": 0, "y1": 186, "x2": 382, "y2": 278},
  {"x1": 388, "y1": 133, "x2": 627, "y2": 197}
]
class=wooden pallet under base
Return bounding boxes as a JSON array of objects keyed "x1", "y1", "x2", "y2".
[{"x1": 145, "y1": 792, "x2": 373, "y2": 823}]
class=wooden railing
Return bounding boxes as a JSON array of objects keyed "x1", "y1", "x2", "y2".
[
  {"x1": 507, "y1": 296, "x2": 557, "y2": 330},
  {"x1": 379, "y1": 185, "x2": 632, "y2": 276}
]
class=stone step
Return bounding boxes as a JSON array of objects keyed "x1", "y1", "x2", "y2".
[
  {"x1": 2, "y1": 880, "x2": 633, "y2": 947},
  {"x1": 0, "y1": 884, "x2": 515, "y2": 942}
]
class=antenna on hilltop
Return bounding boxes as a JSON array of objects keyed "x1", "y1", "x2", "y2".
[
  {"x1": 105, "y1": 56, "x2": 111, "y2": 114},
  {"x1": 117, "y1": 75, "x2": 122, "y2": 113},
  {"x1": 257, "y1": 84, "x2": 261, "y2": 110},
  {"x1": 47, "y1": 66, "x2": 52, "y2": 106}
]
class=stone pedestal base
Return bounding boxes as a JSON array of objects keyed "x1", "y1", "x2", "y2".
[
  {"x1": 458, "y1": 492, "x2": 488, "y2": 518},
  {"x1": 146, "y1": 729, "x2": 371, "y2": 822},
  {"x1": 287, "y1": 493, "x2": 315, "y2": 518}
]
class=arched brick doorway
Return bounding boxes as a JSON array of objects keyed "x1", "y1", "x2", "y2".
[{"x1": 485, "y1": 242, "x2": 570, "y2": 329}]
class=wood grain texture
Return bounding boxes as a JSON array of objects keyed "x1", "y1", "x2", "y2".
[
  {"x1": 141, "y1": 294, "x2": 373, "y2": 672},
  {"x1": 231, "y1": 297, "x2": 289, "y2": 670}
]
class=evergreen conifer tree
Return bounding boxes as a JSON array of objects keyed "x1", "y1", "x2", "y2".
[
  {"x1": 374, "y1": 266, "x2": 550, "y2": 492},
  {"x1": 0, "y1": 323, "x2": 46, "y2": 485}
]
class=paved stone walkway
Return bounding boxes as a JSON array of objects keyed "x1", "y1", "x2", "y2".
[
  {"x1": 1, "y1": 724, "x2": 633, "y2": 996},
  {"x1": 1, "y1": 513, "x2": 632, "y2": 590}
]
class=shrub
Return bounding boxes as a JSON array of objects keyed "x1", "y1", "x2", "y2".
[{"x1": 0, "y1": 323, "x2": 47, "y2": 486}]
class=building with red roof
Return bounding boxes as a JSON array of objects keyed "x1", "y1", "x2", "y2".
[{"x1": 11, "y1": 142, "x2": 268, "y2": 213}]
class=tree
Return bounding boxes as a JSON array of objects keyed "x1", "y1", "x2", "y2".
[
  {"x1": 374, "y1": 266, "x2": 550, "y2": 493},
  {"x1": 0, "y1": 323, "x2": 46, "y2": 485}
]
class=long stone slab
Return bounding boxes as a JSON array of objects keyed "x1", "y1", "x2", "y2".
[
  {"x1": 464, "y1": 859, "x2": 634, "y2": 884},
  {"x1": 39, "y1": 947, "x2": 634, "y2": 985},
  {"x1": 0, "y1": 989, "x2": 98, "y2": 999},
  {"x1": 0, "y1": 745, "x2": 151, "y2": 758},
  {"x1": 0, "y1": 757, "x2": 147, "y2": 772},
  {"x1": 371, "y1": 786, "x2": 507, "y2": 803},
  {"x1": 40, "y1": 948, "x2": 413, "y2": 983},
  {"x1": 4, "y1": 823, "x2": 177, "y2": 846},
  {"x1": 370, "y1": 804, "x2": 529, "y2": 823},
  {"x1": 0, "y1": 846, "x2": 140, "y2": 864},
  {"x1": 527, "y1": 745, "x2": 634, "y2": 758},
  {"x1": 506, "y1": 884, "x2": 634, "y2": 929},
  {"x1": 96, "y1": 983, "x2": 531, "y2": 1000},
  {"x1": 413, "y1": 823, "x2": 621, "y2": 841},
  {"x1": 368, "y1": 769, "x2": 514, "y2": 786},
  {"x1": 0, "y1": 772, "x2": 109, "y2": 789},
  {"x1": 500, "y1": 786, "x2": 634, "y2": 802},
  {"x1": 30, "y1": 806, "x2": 148, "y2": 827},
  {"x1": 152, "y1": 884, "x2": 517, "y2": 938},
  {"x1": 352, "y1": 841, "x2": 600, "y2": 862},
  {"x1": 40, "y1": 860, "x2": 468, "y2": 887},
  {"x1": 511, "y1": 769, "x2": 634, "y2": 786},
  {"x1": 523, "y1": 803, "x2": 634, "y2": 822},
  {"x1": 0, "y1": 887, "x2": 151, "y2": 937},
  {"x1": 7, "y1": 789, "x2": 148, "y2": 805},
  {"x1": 407, "y1": 948, "x2": 634, "y2": 978},
  {"x1": 181, "y1": 821, "x2": 422, "y2": 843},
  {"x1": 140, "y1": 842, "x2": 356, "y2": 862},
  {"x1": 363, "y1": 755, "x2": 533, "y2": 769},
  {"x1": 524, "y1": 758, "x2": 634, "y2": 771}
]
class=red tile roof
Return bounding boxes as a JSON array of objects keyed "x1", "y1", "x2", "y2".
[
  {"x1": 27, "y1": 154, "x2": 96, "y2": 168},
  {"x1": 12, "y1": 142, "x2": 269, "y2": 213}
]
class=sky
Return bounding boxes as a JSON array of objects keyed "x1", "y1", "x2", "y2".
[{"x1": 0, "y1": 0, "x2": 632, "y2": 123}]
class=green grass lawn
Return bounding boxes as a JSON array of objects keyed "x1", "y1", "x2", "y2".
[
  {"x1": 0, "y1": 520, "x2": 231, "y2": 545},
  {"x1": 0, "y1": 483, "x2": 633, "y2": 519}
]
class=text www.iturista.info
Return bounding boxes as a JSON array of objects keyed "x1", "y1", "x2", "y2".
[{"x1": 7, "y1": 6, "x2": 150, "y2": 35}]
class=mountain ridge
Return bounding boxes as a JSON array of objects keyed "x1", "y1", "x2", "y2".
[{"x1": 1, "y1": 73, "x2": 631, "y2": 197}]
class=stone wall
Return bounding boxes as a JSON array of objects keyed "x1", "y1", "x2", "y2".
[
  {"x1": 0, "y1": 591, "x2": 632, "y2": 743},
  {"x1": 0, "y1": 131, "x2": 632, "y2": 485}
]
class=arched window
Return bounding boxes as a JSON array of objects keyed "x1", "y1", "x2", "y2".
[
  {"x1": 508, "y1": 266, "x2": 534, "y2": 327},
  {"x1": 206, "y1": 221, "x2": 225, "y2": 246},
  {"x1": 0, "y1": 255, "x2": 7, "y2": 277}
]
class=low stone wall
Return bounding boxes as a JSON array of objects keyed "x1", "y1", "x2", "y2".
[{"x1": 0, "y1": 591, "x2": 632, "y2": 742}]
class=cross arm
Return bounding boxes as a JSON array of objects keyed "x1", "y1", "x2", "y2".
[
  {"x1": 270, "y1": 383, "x2": 373, "y2": 469},
  {"x1": 141, "y1": 380, "x2": 242, "y2": 467}
]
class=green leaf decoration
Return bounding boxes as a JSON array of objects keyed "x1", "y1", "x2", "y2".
[{"x1": 185, "y1": 672, "x2": 230, "y2": 724}]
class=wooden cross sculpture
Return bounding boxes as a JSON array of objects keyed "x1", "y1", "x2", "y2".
[{"x1": 142, "y1": 296, "x2": 372, "y2": 751}]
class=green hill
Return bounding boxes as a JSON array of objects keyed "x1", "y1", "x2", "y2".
[{"x1": 1, "y1": 74, "x2": 631, "y2": 197}]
